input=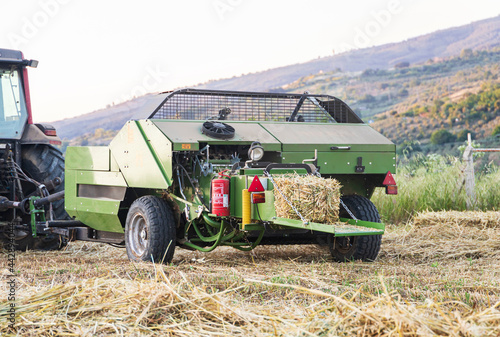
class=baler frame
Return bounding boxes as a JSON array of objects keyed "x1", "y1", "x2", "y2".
[{"x1": 9, "y1": 88, "x2": 396, "y2": 263}]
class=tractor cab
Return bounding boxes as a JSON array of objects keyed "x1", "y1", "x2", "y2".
[
  {"x1": 0, "y1": 49, "x2": 37, "y2": 140},
  {"x1": 0, "y1": 63, "x2": 29, "y2": 139},
  {"x1": 0, "y1": 49, "x2": 61, "y2": 148}
]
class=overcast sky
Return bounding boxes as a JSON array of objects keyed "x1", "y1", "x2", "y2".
[{"x1": 1, "y1": 0, "x2": 500, "y2": 122}]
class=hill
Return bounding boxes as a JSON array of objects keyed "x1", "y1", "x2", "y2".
[
  {"x1": 195, "y1": 15, "x2": 500, "y2": 92},
  {"x1": 50, "y1": 15, "x2": 500, "y2": 149},
  {"x1": 278, "y1": 48, "x2": 500, "y2": 137},
  {"x1": 276, "y1": 47, "x2": 500, "y2": 165}
]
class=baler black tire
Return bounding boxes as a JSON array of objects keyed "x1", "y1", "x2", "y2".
[
  {"x1": 13, "y1": 144, "x2": 69, "y2": 251},
  {"x1": 329, "y1": 195, "x2": 382, "y2": 262},
  {"x1": 125, "y1": 196, "x2": 176, "y2": 264}
]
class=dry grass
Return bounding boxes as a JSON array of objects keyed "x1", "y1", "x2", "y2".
[
  {"x1": 383, "y1": 211, "x2": 500, "y2": 261},
  {"x1": 273, "y1": 174, "x2": 341, "y2": 223},
  {"x1": 413, "y1": 211, "x2": 500, "y2": 228},
  {"x1": 1, "y1": 211, "x2": 500, "y2": 336}
]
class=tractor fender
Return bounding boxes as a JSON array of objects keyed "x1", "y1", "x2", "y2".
[{"x1": 20, "y1": 124, "x2": 62, "y2": 146}]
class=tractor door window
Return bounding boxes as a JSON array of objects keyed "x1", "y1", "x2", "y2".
[{"x1": 0, "y1": 68, "x2": 28, "y2": 139}]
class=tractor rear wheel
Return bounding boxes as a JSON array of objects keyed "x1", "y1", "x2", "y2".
[
  {"x1": 125, "y1": 195, "x2": 176, "y2": 263},
  {"x1": 21, "y1": 145, "x2": 67, "y2": 219},
  {"x1": 328, "y1": 195, "x2": 382, "y2": 262},
  {"x1": 10, "y1": 145, "x2": 68, "y2": 251}
]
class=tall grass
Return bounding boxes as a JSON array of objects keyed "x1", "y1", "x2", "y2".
[{"x1": 372, "y1": 153, "x2": 500, "y2": 224}]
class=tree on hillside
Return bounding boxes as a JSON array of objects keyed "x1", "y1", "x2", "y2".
[
  {"x1": 359, "y1": 94, "x2": 375, "y2": 103},
  {"x1": 460, "y1": 48, "x2": 473, "y2": 59},
  {"x1": 430, "y1": 129, "x2": 456, "y2": 145},
  {"x1": 493, "y1": 124, "x2": 500, "y2": 136},
  {"x1": 361, "y1": 69, "x2": 375, "y2": 77},
  {"x1": 395, "y1": 61, "x2": 410, "y2": 69},
  {"x1": 398, "y1": 89, "x2": 409, "y2": 98}
]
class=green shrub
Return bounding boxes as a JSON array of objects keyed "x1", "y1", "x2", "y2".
[
  {"x1": 430, "y1": 129, "x2": 456, "y2": 144},
  {"x1": 493, "y1": 124, "x2": 500, "y2": 136}
]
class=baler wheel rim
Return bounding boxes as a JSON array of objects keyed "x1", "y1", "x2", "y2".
[{"x1": 127, "y1": 212, "x2": 149, "y2": 258}]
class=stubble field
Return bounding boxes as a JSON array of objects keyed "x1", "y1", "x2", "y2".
[{"x1": 1, "y1": 211, "x2": 499, "y2": 336}]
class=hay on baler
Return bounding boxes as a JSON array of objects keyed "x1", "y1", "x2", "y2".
[{"x1": 272, "y1": 174, "x2": 341, "y2": 223}]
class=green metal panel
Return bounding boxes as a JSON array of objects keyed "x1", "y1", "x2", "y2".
[
  {"x1": 64, "y1": 169, "x2": 78, "y2": 219},
  {"x1": 152, "y1": 120, "x2": 282, "y2": 152},
  {"x1": 230, "y1": 176, "x2": 246, "y2": 217},
  {"x1": 137, "y1": 120, "x2": 173, "y2": 182},
  {"x1": 281, "y1": 152, "x2": 396, "y2": 174},
  {"x1": 230, "y1": 175, "x2": 275, "y2": 219},
  {"x1": 269, "y1": 217, "x2": 384, "y2": 236},
  {"x1": 65, "y1": 168, "x2": 127, "y2": 233},
  {"x1": 65, "y1": 146, "x2": 110, "y2": 171},
  {"x1": 72, "y1": 197, "x2": 124, "y2": 233},
  {"x1": 242, "y1": 168, "x2": 308, "y2": 176},
  {"x1": 243, "y1": 223, "x2": 266, "y2": 231},
  {"x1": 110, "y1": 153, "x2": 120, "y2": 172},
  {"x1": 109, "y1": 121, "x2": 171, "y2": 189},
  {"x1": 255, "y1": 191, "x2": 277, "y2": 219},
  {"x1": 260, "y1": 123, "x2": 394, "y2": 152},
  {"x1": 275, "y1": 144, "x2": 395, "y2": 153},
  {"x1": 282, "y1": 143, "x2": 395, "y2": 152},
  {"x1": 74, "y1": 170, "x2": 127, "y2": 186},
  {"x1": 335, "y1": 218, "x2": 385, "y2": 236},
  {"x1": 65, "y1": 170, "x2": 122, "y2": 233}
]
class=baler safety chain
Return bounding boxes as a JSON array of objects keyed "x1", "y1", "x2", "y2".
[
  {"x1": 264, "y1": 171, "x2": 309, "y2": 225},
  {"x1": 339, "y1": 199, "x2": 358, "y2": 221}
]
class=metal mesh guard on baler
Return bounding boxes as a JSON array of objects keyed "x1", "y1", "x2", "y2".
[{"x1": 149, "y1": 89, "x2": 363, "y2": 124}]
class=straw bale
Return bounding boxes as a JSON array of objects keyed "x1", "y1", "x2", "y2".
[
  {"x1": 272, "y1": 174, "x2": 341, "y2": 223},
  {"x1": 413, "y1": 211, "x2": 500, "y2": 228}
]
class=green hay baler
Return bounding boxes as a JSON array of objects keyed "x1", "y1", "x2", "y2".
[{"x1": 60, "y1": 89, "x2": 397, "y2": 263}]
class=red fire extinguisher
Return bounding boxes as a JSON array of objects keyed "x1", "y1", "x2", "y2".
[{"x1": 211, "y1": 171, "x2": 230, "y2": 216}]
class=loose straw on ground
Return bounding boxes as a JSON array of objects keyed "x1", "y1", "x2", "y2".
[
  {"x1": 1, "y1": 211, "x2": 499, "y2": 336},
  {"x1": 383, "y1": 211, "x2": 500, "y2": 260}
]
